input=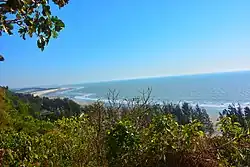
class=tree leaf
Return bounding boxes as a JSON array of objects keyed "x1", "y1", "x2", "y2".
[{"x1": 0, "y1": 55, "x2": 4, "y2": 61}]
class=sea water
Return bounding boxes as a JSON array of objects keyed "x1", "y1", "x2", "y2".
[{"x1": 48, "y1": 71, "x2": 250, "y2": 115}]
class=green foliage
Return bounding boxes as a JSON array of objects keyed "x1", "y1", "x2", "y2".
[
  {"x1": 219, "y1": 104, "x2": 250, "y2": 131},
  {"x1": 162, "y1": 103, "x2": 214, "y2": 134},
  {"x1": 0, "y1": 55, "x2": 4, "y2": 61},
  {"x1": 216, "y1": 117, "x2": 250, "y2": 166},
  {"x1": 0, "y1": 88, "x2": 250, "y2": 166},
  {"x1": 0, "y1": 0, "x2": 68, "y2": 59},
  {"x1": 137, "y1": 115, "x2": 210, "y2": 167},
  {"x1": 7, "y1": 91, "x2": 82, "y2": 121},
  {"x1": 106, "y1": 120, "x2": 139, "y2": 166}
]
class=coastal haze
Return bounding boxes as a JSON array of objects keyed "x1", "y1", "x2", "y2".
[{"x1": 14, "y1": 71, "x2": 250, "y2": 115}]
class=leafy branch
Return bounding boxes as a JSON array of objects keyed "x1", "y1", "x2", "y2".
[{"x1": 0, "y1": 0, "x2": 69, "y2": 60}]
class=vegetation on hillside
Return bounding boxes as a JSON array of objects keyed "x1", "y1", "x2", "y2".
[
  {"x1": 12, "y1": 92, "x2": 82, "y2": 121},
  {"x1": 0, "y1": 87, "x2": 250, "y2": 166},
  {"x1": 220, "y1": 104, "x2": 250, "y2": 131},
  {"x1": 2, "y1": 0, "x2": 249, "y2": 166}
]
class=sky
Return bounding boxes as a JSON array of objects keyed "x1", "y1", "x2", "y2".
[{"x1": 0, "y1": 0, "x2": 250, "y2": 88}]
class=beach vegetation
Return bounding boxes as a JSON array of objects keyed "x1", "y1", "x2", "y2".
[{"x1": 0, "y1": 87, "x2": 250, "y2": 166}]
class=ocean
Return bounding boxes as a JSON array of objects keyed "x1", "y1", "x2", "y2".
[{"x1": 45, "y1": 71, "x2": 250, "y2": 115}]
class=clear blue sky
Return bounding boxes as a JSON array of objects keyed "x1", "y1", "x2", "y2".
[{"x1": 1, "y1": 0, "x2": 250, "y2": 88}]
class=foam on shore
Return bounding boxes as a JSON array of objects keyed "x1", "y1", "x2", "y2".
[{"x1": 31, "y1": 88, "x2": 70, "y2": 97}]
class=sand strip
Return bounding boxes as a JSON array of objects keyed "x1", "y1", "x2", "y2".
[{"x1": 31, "y1": 88, "x2": 70, "y2": 97}]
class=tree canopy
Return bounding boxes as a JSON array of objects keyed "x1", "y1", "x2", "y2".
[
  {"x1": 0, "y1": 87, "x2": 250, "y2": 166},
  {"x1": 0, "y1": 0, "x2": 69, "y2": 60}
]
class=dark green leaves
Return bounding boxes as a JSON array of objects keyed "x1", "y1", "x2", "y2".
[
  {"x1": 18, "y1": 27, "x2": 27, "y2": 40},
  {"x1": 0, "y1": 0, "x2": 68, "y2": 54},
  {"x1": 52, "y1": 30, "x2": 58, "y2": 38},
  {"x1": 52, "y1": 0, "x2": 69, "y2": 8},
  {"x1": 37, "y1": 37, "x2": 46, "y2": 51},
  {"x1": 42, "y1": 5, "x2": 51, "y2": 16},
  {"x1": 51, "y1": 16, "x2": 65, "y2": 32},
  {"x1": 0, "y1": 55, "x2": 4, "y2": 61},
  {"x1": 2, "y1": 23, "x2": 14, "y2": 35}
]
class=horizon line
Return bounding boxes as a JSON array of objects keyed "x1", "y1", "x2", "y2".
[
  {"x1": 79, "y1": 69, "x2": 250, "y2": 85},
  {"x1": 11, "y1": 69, "x2": 250, "y2": 89}
]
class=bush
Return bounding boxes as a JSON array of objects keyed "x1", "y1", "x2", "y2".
[{"x1": 0, "y1": 88, "x2": 249, "y2": 166}]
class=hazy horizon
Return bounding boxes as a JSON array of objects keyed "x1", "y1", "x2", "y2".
[
  {"x1": 10, "y1": 70, "x2": 250, "y2": 89},
  {"x1": 13, "y1": 70, "x2": 250, "y2": 116}
]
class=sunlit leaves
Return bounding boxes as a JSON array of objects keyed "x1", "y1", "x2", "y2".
[
  {"x1": 0, "y1": 0, "x2": 68, "y2": 56},
  {"x1": 42, "y1": 5, "x2": 51, "y2": 16},
  {"x1": 52, "y1": 0, "x2": 69, "y2": 8},
  {"x1": 1, "y1": 89, "x2": 249, "y2": 166}
]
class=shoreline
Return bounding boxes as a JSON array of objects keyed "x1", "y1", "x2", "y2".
[
  {"x1": 31, "y1": 87, "x2": 71, "y2": 97},
  {"x1": 27, "y1": 87, "x2": 223, "y2": 123}
]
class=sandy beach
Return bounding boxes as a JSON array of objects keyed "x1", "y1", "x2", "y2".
[
  {"x1": 31, "y1": 88, "x2": 70, "y2": 97},
  {"x1": 30, "y1": 87, "x2": 221, "y2": 124}
]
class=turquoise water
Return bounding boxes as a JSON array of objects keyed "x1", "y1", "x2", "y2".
[{"x1": 48, "y1": 71, "x2": 250, "y2": 115}]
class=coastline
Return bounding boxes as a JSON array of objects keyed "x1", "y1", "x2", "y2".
[
  {"x1": 28, "y1": 87, "x2": 221, "y2": 124},
  {"x1": 29, "y1": 87, "x2": 93, "y2": 106},
  {"x1": 31, "y1": 87, "x2": 70, "y2": 97}
]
